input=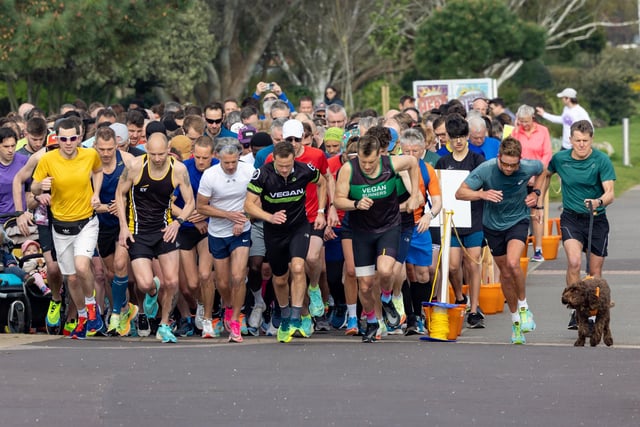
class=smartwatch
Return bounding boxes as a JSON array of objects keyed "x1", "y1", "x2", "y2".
[{"x1": 176, "y1": 217, "x2": 185, "y2": 225}]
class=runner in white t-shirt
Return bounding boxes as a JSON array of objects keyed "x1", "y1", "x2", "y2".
[{"x1": 197, "y1": 139, "x2": 255, "y2": 342}]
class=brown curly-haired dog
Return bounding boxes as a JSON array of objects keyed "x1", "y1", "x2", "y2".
[{"x1": 561, "y1": 277, "x2": 613, "y2": 347}]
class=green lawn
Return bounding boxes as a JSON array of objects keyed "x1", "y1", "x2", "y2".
[{"x1": 547, "y1": 119, "x2": 640, "y2": 201}]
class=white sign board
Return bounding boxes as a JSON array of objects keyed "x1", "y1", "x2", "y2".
[{"x1": 430, "y1": 169, "x2": 471, "y2": 228}]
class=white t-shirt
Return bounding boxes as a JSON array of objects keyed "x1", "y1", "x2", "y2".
[
  {"x1": 542, "y1": 104, "x2": 592, "y2": 149},
  {"x1": 198, "y1": 161, "x2": 255, "y2": 237}
]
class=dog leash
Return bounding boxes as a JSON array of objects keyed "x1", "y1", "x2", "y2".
[{"x1": 586, "y1": 200, "x2": 594, "y2": 276}]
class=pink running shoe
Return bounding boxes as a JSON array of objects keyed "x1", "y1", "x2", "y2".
[{"x1": 229, "y1": 320, "x2": 243, "y2": 343}]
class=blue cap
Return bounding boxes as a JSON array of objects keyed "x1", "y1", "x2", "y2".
[{"x1": 387, "y1": 127, "x2": 399, "y2": 151}]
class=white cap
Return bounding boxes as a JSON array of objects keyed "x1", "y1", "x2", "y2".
[
  {"x1": 109, "y1": 123, "x2": 129, "y2": 145},
  {"x1": 557, "y1": 88, "x2": 577, "y2": 98},
  {"x1": 282, "y1": 119, "x2": 304, "y2": 139}
]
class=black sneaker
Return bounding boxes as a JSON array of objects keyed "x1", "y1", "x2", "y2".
[
  {"x1": 455, "y1": 294, "x2": 468, "y2": 305},
  {"x1": 381, "y1": 299, "x2": 401, "y2": 328},
  {"x1": 466, "y1": 312, "x2": 486, "y2": 329},
  {"x1": 362, "y1": 322, "x2": 379, "y2": 343},
  {"x1": 404, "y1": 315, "x2": 419, "y2": 336},
  {"x1": 175, "y1": 317, "x2": 194, "y2": 337},
  {"x1": 567, "y1": 310, "x2": 578, "y2": 330},
  {"x1": 137, "y1": 313, "x2": 151, "y2": 337}
]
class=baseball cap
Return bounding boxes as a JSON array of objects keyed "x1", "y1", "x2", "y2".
[
  {"x1": 169, "y1": 135, "x2": 192, "y2": 160},
  {"x1": 238, "y1": 125, "x2": 257, "y2": 146},
  {"x1": 386, "y1": 127, "x2": 399, "y2": 152},
  {"x1": 282, "y1": 119, "x2": 304, "y2": 139},
  {"x1": 324, "y1": 127, "x2": 344, "y2": 142},
  {"x1": 557, "y1": 88, "x2": 577, "y2": 98},
  {"x1": 45, "y1": 133, "x2": 58, "y2": 149},
  {"x1": 109, "y1": 123, "x2": 129, "y2": 145},
  {"x1": 250, "y1": 132, "x2": 273, "y2": 148}
]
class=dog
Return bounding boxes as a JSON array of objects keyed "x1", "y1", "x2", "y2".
[{"x1": 561, "y1": 277, "x2": 613, "y2": 347}]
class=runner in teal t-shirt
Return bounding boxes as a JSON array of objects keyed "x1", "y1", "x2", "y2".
[
  {"x1": 542, "y1": 120, "x2": 615, "y2": 330},
  {"x1": 457, "y1": 137, "x2": 545, "y2": 344}
]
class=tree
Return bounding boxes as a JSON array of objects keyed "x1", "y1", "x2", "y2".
[
  {"x1": 0, "y1": 0, "x2": 184, "y2": 112},
  {"x1": 414, "y1": 0, "x2": 547, "y2": 79}
]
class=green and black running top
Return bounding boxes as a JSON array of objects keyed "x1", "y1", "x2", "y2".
[
  {"x1": 127, "y1": 155, "x2": 176, "y2": 234},
  {"x1": 247, "y1": 160, "x2": 320, "y2": 234},
  {"x1": 348, "y1": 155, "x2": 400, "y2": 233}
]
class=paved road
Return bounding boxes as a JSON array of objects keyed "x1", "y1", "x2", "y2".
[{"x1": 1, "y1": 187, "x2": 639, "y2": 427}]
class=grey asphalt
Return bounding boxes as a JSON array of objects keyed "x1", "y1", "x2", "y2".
[{"x1": 2, "y1": 187, "x2": 640, "y2": 427}]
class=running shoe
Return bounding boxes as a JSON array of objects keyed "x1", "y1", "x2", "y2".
[
  {"x1": 405, "y1": 315, "x2": 419, "y2": 336},
  {"x1": 329, "y1": 304, "x2": 347, "y2": 329},
  {"x1": 229, "y1": 320, "x2": 243, "y2": 343},
  {"x1": 387, "y1": 324, "x2": 405, "y2": 335},
  {"x1": 307, "y1": 285, "x2": 324, "y2": 317},
  {"x1": 376, "y1": 319, "x2": 388, "y2": 340},
  {"x1": 195, "y1": 302, "x2": 205, "y2": 330},
  {"x1": 290, "y1": 317, "x2": 308, "y2": 338},
  {"x1": 467, "y1": 312, "x2": 486, "y2": 329},
  {"x1": 511, "y1": 322, "x2": 525, "y2": 344},
  {"x1": 201, "y1": 319, "x2": 216, "y2": 338},
  {"x1": 137, "y1": 313, "x2": 151, "y2": 337},
  {"x1": 46, "y1": 299, "x2": 62, "y2": 328},
  {"x1": 107, "y1": 313, "x2": 120, "y2": 336},
  {"x1": 63, "y1": 319, "x2": 77, "y2": 337},
  {"x1": 416, "y1": 316, "x2": 426, "y2": 335},
  {"x1": 118, "y1": 303, "x2": 139, "y2": 337},
  {"x1": 300, "y1": 314, "x2": 313, "y2": 337},
  {"x1": 143, "y1": 277, "x2": 160, "y2": 318},
  {"x1": 519, "y1": 307, "x2": 536, "y2": 333},
  {"x1": 381, "y1": 299, "x2": 401, "y2": 328},
  {"x1": 212, "y1": 318, "x2": 225, "y2": 336},
  {"x1": 223, "y1": 307, "x2": 233, "y2": 333},
  {"x1": 277, "y1": 317, "x2": 293, "y2": 343},
  {"x1": 71, "y1": 317, "x2": 87, "y2": 340},
  {"x1": 567, "y1": 310, "x2": 578, "y2": 330},
  {"x1": 345, "y1": 316, "x2": 358, "y2": 336},
  {"x1": 531, "y1": 249, "x2": 544, "y2": 262},
  {"x1": 248, "y1": 301, "x2": 267, "y2": 329},
  {"x1": 86, "y1": 303, "x2": 103, "y2": 336},
  {"x1": 362, "y1": 322, "x2": 379, "y2": 343},
  {"x1": 175, "y1": 317, "x2": 194, "y2": 337},
  {"x1": 264, "y1": 319, "x2": 278, "y2": 336},
  {"x1": 392, "y1": 295, "x2": 407, "y2": 326},
  {"x1": 314, "y1": 314, "x2": 331, "y2": 332},
  {"x1": 156, "y1": 323, "x2": 177, "y2": 343},
  {"x1": 240, "y1": 313, "x2": 248, "y2": 335}
]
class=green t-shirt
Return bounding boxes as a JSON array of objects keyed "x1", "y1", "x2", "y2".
[
  {"x1": 547, "y1": 149, "x2": 615, "y2": 215},
  {"x1": 465, "y1": 158, "x2": 543, "y2": 230}
]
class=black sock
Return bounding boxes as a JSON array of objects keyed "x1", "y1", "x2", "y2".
[
  {"x1": 402, "y1": 279, "x2": 413, "y2": 316},
  {"x1": 411, "y1": 281, "x2": 431, "y2": 317}
]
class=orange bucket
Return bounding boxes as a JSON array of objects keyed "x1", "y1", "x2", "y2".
[
  {"x1": 478, "y1": 283, "x2": 505, "y2": 314},
  {"x1": 520, "y1": 257, "x2": 529, "y2": 281},
  {"x1": 423, "y1": 304, "x2": 466, "y2": 340},
  {"x1": 547, "y1": 218, "x2": 561, "y2": 235},
  {"x1": 542, "y1": 235, "x2": 561, "y2": 260},
  {"x1": 521, "y1": 236, "x2": 535, "y2": 258}
]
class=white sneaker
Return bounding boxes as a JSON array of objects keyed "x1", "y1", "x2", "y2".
[
  {"x1": 248, "y1": 301, "x2": 267, "y2": 329},
  {"x1": 265, "y1": 319, "x2": 278, "y2": 336},
  {"x1": 195, "y1": 302, "x2": 205, "y2": 330},
  {"x1": 201, "y1": 319, "x2": 216, "y2": 338}
]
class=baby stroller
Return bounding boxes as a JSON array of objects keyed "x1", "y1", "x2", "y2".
[{"x1": 0, "y1": 213, "x2": 62, "y2": 334}]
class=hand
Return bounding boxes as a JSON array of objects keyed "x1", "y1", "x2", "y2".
[
  {"x1": 118, "y1": 228, "x2": 134, "y2": 249},
  {"x1": 355, "y1": 197, "x2": 373, "y2": 211},
  {"x1": 271, "y1": 82, "x2": 282, "y2": 96},
  {"x1": 227, "y1": 211, "x2": 248, "y2": 225},
  {"x1": 535, "y1": 106, "x2": 545, "y2": 116},
  {"x1": 524, "y1": 193, "x2": 538, "y2": 208},
  {"x1": 195, "y1": 221, "x2": 208, "y2": 234},
  {"x1": 482, "y1": 189, "x2": 503, "y2": 203},
  {"x1": 37, "y1": 193, "x2": 51, "y2": 206},
  {"x1": 107, "y1": 201, "x2": 119, "y2": 216},
  {"x1": 232, "y1": 223, "x2": 244, "y2": 236},
  {"x1": 270, "y1": 210, "x2": 287, "y2": 225},
  {"x1": 17, "y1": 212, "x2": 34, "y2": 236},
  {"x1": 41, "y1": 177, "x2": 53, "y2": 192},
  {"x1": 416, "y1": 214, "x2": 431, "y2": 234},
  {"x1": 314, "y1": 213, "x2": 326, "y2": 230},
  {"x1": 326, "y1": 205, "x2": 340, "y2": 228},
  {"x1": 324, "y1": 226, "x2": 337, "y2": 242},
  {"x1": 91, "y1": 195, "x2": 101, "y2": 210},
  {"x1": 256, "y1": 81, "x2": 267, "y2": 95},
  {"x1": 584, "y1": 199, "x2": 599, "y2": 212},
  {"x1": 162, "y1": 221, "x2": 181, "y2": 243},
  {"x1": 187, "y1": 212, "x2": 206, "y2": 224},
  {"x1": 406, "y1": 195, "x2": 421, "y2": 213}
]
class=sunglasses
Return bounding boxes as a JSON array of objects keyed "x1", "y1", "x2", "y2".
[
  {"x1": 499, "y1": 158, "x2": 520, "y2": 169},
  {"x1": 285, "y1": 136, "x2": 302, "y2": 143},
  {"x1": 205, "y1": 117, "x2": 223, "y2": 125},
  {"x1": 58, "y1": 135, "x2": 80, "y2": 143}
]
